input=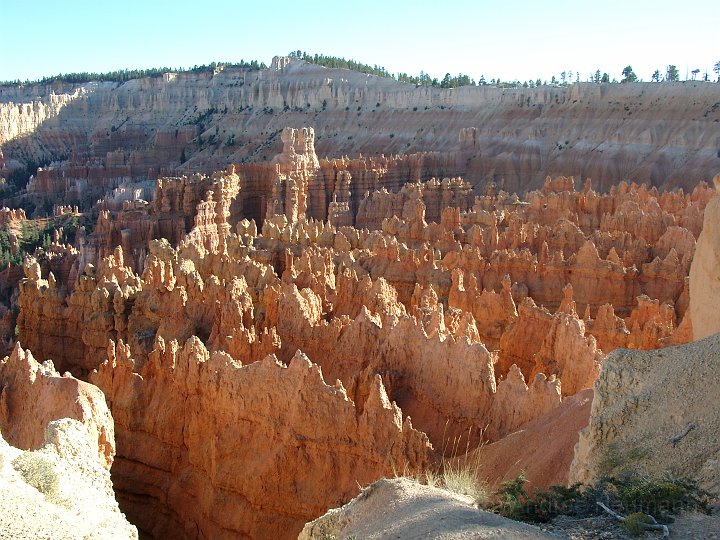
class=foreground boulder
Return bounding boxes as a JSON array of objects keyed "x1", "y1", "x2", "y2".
[
  {"x1": 299, "y1": 477, "x2": 556, "y2": 539},
  {"x1": 0, "y1": 418, "x2": 137, "y2": 539},
  {"x1": 570, "y1": 333, "x2": 720, "y2": 493}
]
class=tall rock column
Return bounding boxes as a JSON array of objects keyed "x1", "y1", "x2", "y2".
[
  {"x1": 689, "y1": 174, "x2": 720, "y2": 340},
  {"x1": 268, "y1": 127, "x2": 320, "y2": 223},
  {"x1": 328, "y1": 171, "x2": 353, "y2": 227}
]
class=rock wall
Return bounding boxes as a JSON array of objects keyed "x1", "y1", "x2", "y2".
[{"x1": 91, "y1": 340, "x2": 430, "y2": 539}]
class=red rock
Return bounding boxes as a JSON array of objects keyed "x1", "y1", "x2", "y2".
[
  {"x1": 0, "y1": 342, "x2": 115, "y2": 469},
  {"x1": 91, "y1": 338, "x2": 430, "y2": 539}
]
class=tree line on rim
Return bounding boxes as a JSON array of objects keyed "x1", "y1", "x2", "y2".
[
  {"x1": 0, "y1": 60, "x2": 267, "y2": 87},
  {"x1": 291, "y1": 51, "x2": 720, "y2": 88},
  {"x1": 2, "y1": 53, "x2": 719, "y2": 90}
]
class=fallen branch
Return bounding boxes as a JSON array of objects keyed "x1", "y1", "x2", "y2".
[
  {"x1": 670, "y1": 422, "x2": 697, "y2": 447},
  {"x1": 597, "y1": 501, "x2": 625, "y2": 521},
  {"x1": 596, "y1": 501, "x2": 669, "y2": 538}
]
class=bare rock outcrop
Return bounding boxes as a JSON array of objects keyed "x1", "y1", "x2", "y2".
[
  {"x1": 0, "y1": 418, "x2": 137, "y2": 539},
  {"x1": 689, "y1": 175, "x2": 720, "y2": 340},
  {"x1": 569, "y1": 334, "x2": 720, "y2": 492}
]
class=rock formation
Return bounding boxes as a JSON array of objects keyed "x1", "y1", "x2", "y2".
[
  {"x1": 569, "y1": 334, "x2": 720, "y2": 493},
  {"x1": 3, "y1": 65, "x2": 720, "y2": 216},
  {"x1": 689, "y1": 174, "x2": 720, "y2": 340},
  {"x1": 0, "y1": 81, "x2": 717, "y2": 539},
  {"x1": 0, "y1": 342, "x2": 115, "y2": 469},
  {"x1": 91, "y1": 339, "x2": 430, "y2": 539},
  {"x1": 0, "y1": 418, "x2": 137, "y2": 539}
]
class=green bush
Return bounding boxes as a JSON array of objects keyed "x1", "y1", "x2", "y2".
[
  {"x1": 490, "y1": 472, "x2": 590, "y2": 522},
  {"x1": 489, "y1": 472, "x2": 711, "y2": 524},
  {"x1": 12, "y1": 452, "x2": 60, "y2": 499},
  {"x1": 611, "y1": 475, "x2": 711, "y2": 520},
  {"x1": 623, "y1": 512, "x2": 653, "y2": 536}
]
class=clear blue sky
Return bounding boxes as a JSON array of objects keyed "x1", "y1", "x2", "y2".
[{"x1": 1, "y1": 0, "x2": 717, "y2": 83}]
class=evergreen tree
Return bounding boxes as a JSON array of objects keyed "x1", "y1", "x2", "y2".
[
  {"x1": 666, "y1": 65, "x2": 680, "y2": 81},
  {"x1": 621, "y1": 66, "x2": 638, "y2": 83}
]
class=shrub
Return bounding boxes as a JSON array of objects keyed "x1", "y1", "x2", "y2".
[
  {"x1": 611, "y1": 475, "x2": 711, "y2": 520},
  {"x1": 623, "y1": 512, "x2": 653, "y2": 536},
  {"x1": 12, "y1": 452, "x2": 60, "y2": 500},
  {"x1": 489, "y1": 472, "x2": 588, "y2": 522},
  {"x1": 489, "y1": 472, "x2": 711, "y2": 524}
]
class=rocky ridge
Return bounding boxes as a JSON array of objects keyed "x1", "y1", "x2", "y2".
[{"x1": 0, "y1": 342, "x2": 115, "y2": 469}]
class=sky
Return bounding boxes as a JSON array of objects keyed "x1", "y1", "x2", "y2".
[{"x1": 1, "y1": 0, "x2": 718, "y2": 84}]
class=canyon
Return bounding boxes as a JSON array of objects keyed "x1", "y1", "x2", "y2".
[{"x1": 0, "y1": 59, "x2": 719, "y2": 539}]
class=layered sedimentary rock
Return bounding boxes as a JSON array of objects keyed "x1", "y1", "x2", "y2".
[
  {"x1": 0, "y1": 418, "x2": 136, "y2": 539},
  {"x1": 91, "y1": 340, "x2": 430, "y2": 539},
  {"x1": 0, "y1": 87, "x2": 87, "y2": 144},
  {"x1": 53, "y1": 126, "x2": 711, "y2": 328},
  {"x1": 3, "y1": 59, "x2": 720, "y2": 215}
]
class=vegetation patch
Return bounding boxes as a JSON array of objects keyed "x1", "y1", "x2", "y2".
[
  {"x1": 0, "y1": 213, "x2": 84, "y2": 268},
  {"x1": 12, "y1": 451, "x2": 60, "y2": 501},
  {"x1": 487, "y1": 472, "x2": 712, "y2": 525},
  {"x1": 1, "y1": 60, "x2": 266, "y2": 86}
]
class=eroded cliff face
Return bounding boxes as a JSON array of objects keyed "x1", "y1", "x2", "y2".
[
  {"x1": 91, "y1": 340, "x2": 429, "y2": 539},
  {"x1": 3, "y1": 58, "x2": 720, "y2": 213}
]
